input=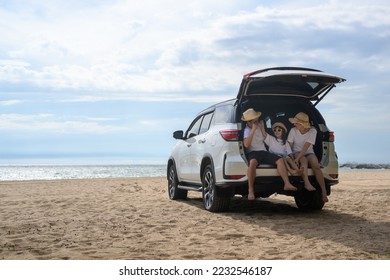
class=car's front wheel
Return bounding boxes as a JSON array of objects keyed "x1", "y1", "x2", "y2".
[
  {"x1": 202, "y1": 164, "x2": 231, "y2": 212},
  {"x1": 167, "y1": 164, "x2": 187, "y2": 200},
  {"x1": 294, "y1": 188, "x2": 325, "y2": 210}
]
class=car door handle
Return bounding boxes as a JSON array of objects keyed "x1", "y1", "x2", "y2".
[{"x1": 198, "y1": 139, "x2": 206, "y2": 144}]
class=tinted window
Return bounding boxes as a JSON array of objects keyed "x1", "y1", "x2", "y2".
[
  {"x1": 199, "y1": 113, "x2": 213, "y2": 134},
  {"x1": 245, "y1": 75, "x2": 339, "y2": 98},
  {"x1": 214, "y1": 105, "x2": 234, "y2": 124},
  {"x1": 186, "y1": 117, "x2": 203, "y2": 138}
]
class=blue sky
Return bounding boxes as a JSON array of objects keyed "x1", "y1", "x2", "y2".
[{"x1": 0, "y1": 0, "x2": 389, "y2": 165}]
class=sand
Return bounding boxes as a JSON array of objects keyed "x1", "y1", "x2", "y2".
[{"x1": 0, "y1": 171, "x2": 389, "y2": 260}]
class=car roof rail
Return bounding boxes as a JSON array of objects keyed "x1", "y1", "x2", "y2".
[{"x1": 244, "y1": 67, "x2": 322, "y2": 77}]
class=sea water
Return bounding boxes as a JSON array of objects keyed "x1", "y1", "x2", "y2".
[
  {"x1": 0, "y1": 164, "x2": 166, "y2": 181},
  {"x1": 0, "y1": 164, "x2": 382, "y2": 181}
]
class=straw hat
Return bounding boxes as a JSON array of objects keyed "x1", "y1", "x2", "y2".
[
  {"x1": 272, "y1": 122, "x2": 288, "y2": 132},
  {"x1": 241, "y1": 108, "x2": 262, "y2": 121},
  {"x1": 289, "y1": 112, "x2": 311, "y2": 128}
]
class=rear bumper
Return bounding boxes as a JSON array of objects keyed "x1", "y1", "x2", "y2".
[
  {"x1": 221, "y1": 152, "x2": 247, "y2": 180},
  {"x1": 220, "y1": 152, "x2": 339, "y2": 186}
]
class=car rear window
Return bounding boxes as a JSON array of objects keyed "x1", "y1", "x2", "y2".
[
  {"x1": 245, "y1": 75, "x2": 339, "y2": 99},
  {"x1": 214, "y1": 104, "x2": 234, "y2": 124}
]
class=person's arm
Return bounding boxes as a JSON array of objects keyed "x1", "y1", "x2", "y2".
[
  {"x1": 286, "y1": 141, "x2": 293, "y2": 156},
  {"x1": 260, "y1": 119, "x2": 267, "y2": 138},
  {"x1": 243, "y1": 122, "x2": 258, "y2": 149},
  {"x1": 295, "y1": 142, "x2": 312, "y2": 162},
  {"x1": 287, "y1": 130, "x2": 294, "y2": 158},
  {"x1": 295, "y1": 128, "x2": 316, "y2": 161}
]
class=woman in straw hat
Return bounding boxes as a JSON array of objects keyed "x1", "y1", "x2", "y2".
[
  {"x1": 287, "y1": 112, "x2": 328, "y2": 203},
  {"x1": 242, "y1": 108, "x2": 297, "y2": 200}
]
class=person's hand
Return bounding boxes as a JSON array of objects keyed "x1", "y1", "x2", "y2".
[
  {"x1": 260, "y1": 119, "x2": 265, "y2": 127},
  {"x1": 252, "y1": 120, "x2": 259, "y2": 130}
]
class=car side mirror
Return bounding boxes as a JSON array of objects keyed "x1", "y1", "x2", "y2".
[{"x1": 173, "y1": 130, "x2": 184, "y2": 139}]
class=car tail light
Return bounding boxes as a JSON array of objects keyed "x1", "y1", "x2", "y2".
[
  {"x1": 219, "y1": 130, "x2": 239, "y2": 141},
  {"x1": 329, "y1": 131, "x2": 335, "y2": 142}
]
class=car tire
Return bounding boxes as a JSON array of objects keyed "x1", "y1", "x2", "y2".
[
  {"x1": 294, "y1": 188, "x2": 325, "y2": 210},
  {"x1": 202, "y1": 164, "x2": 231, "y2": 212},
  {"x1": 167, "y1": 164, "x2": 187, "y2": 200}
]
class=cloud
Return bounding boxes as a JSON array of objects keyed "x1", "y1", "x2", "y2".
[
  {"x1": 1, "y1": 0, "x2": 389, "y2": 97},
  {"x1": 61, "y1": 92, "x2": 233, "y2": 104},
  {"x1": 1, "y1": 0, "x2": 389, "y2": 163},
  {"x1": 0, "y1": 99, "x2": 24, "y2": 106},
  {"x1": 0, "y1": 113, "x2": 127, "y2": 134}
]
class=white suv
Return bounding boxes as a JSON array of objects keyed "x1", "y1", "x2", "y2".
[{"x1": 167, "y1": 67, "x2": 346, "y2": 212}]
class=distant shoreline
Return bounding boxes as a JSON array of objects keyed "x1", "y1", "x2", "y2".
[{"x1": 340, "y1": 163, "x2": 390, "y2": 169}]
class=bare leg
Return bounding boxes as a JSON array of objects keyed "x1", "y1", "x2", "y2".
[
  {"x1": 276, "y1": 158, "x2": 298, "y2": 191},
  {"x1": 300, "y1": 156, "x2": 316, "y2": 191},
  {"x1": 247, "y1": 159, "x2": 257, "y2": 200},
  {"x1": 307, "y1": 155, "x2": 328, "y2": 203},
  {"x1": 283, "y1": 158, "x2": 295, "y2": 175},
  {"x1": 285, "y1": 157, "x2": 303, "y2": 176}
]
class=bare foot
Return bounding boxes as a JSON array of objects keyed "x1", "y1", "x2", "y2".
[
  {"x1": 322, "y1": 194, "x2": 329, "y2": 203},
  {"x1": 248, "y1": 193, "x2": 255, "y2": 200},
  {"x1": 284, "y1": 184, "x2": 298, "y2": 191},
  {"x1": 304, "y1": 184, "x2": 316, "y2": 191}
]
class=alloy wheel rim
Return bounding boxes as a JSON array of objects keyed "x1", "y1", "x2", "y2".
[
  {"x1": 204, "y1": 170, "x2": 214, "y2": 208},
  {"x1": 168, "y1": 168, "x2": 175, "y2": 197}
]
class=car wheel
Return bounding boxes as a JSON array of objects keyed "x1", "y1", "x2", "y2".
[
  {"x1": 202, "y1": 164, "x2": 230, "y2": 212},
  {"x1": 294, "y1": 189, "x2": 325, "y2": 210},
  {"x1": 167, "y1": 164, "x2": 187, "y2": 200}
]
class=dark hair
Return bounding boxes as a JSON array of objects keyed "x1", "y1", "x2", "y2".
[{"x1": 273, "y1": 126, "x2": 287, "y2": 145}]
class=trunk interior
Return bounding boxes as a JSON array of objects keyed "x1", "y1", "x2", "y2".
[{"x1": 238, "y1": 97, "x2": 327, "y2": 163}]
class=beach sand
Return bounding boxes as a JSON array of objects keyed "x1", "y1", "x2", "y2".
[{"x1": 0, "y1": 171, "x2": 389, "y2": 260}]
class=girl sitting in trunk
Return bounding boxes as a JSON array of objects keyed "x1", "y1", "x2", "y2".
[{"x1": 260, "y1": 120, "x2": 303, "y2": 176}]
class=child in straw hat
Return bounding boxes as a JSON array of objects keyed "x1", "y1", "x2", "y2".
[
  {"x1": 260, "y1": 120, "x2": 303, "y2": 176},
  {"x1": 242, "y1": 108, "x2": 297, "y2": 200},
  {"x1": 287, "y1": 112, "x2": 329, "y2": 203}
]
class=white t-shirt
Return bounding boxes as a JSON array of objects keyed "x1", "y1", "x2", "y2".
[
  {"x1": 243, "y1": 124, "x2": 266, "y2": 152},
  {"x1": 287, "y1": 127, "x2": 317, "y2": 154},
  {"x1": 264, "y1": 134, "x2": 292, "y2": 157}
]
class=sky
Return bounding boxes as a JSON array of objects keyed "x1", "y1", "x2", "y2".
[{"x1": 0, "y1": 0, "x2": 389, "y2": 165}]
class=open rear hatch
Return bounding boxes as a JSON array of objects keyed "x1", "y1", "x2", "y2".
[{"x1": 237, "y1": 67, "x2": 346, "y2": 106}]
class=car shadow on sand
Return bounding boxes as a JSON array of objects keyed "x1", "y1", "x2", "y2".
[{"x1": 180, "y1": 196, "x2": 390, "y2": 259}]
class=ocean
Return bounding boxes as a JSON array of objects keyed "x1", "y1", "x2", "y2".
[
  {"x1": 0, "y1": 164, "x2": 167, "y2": 181},
  {"x1": 0, "y1": 163, "x2": 382, "y2": 181}
]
